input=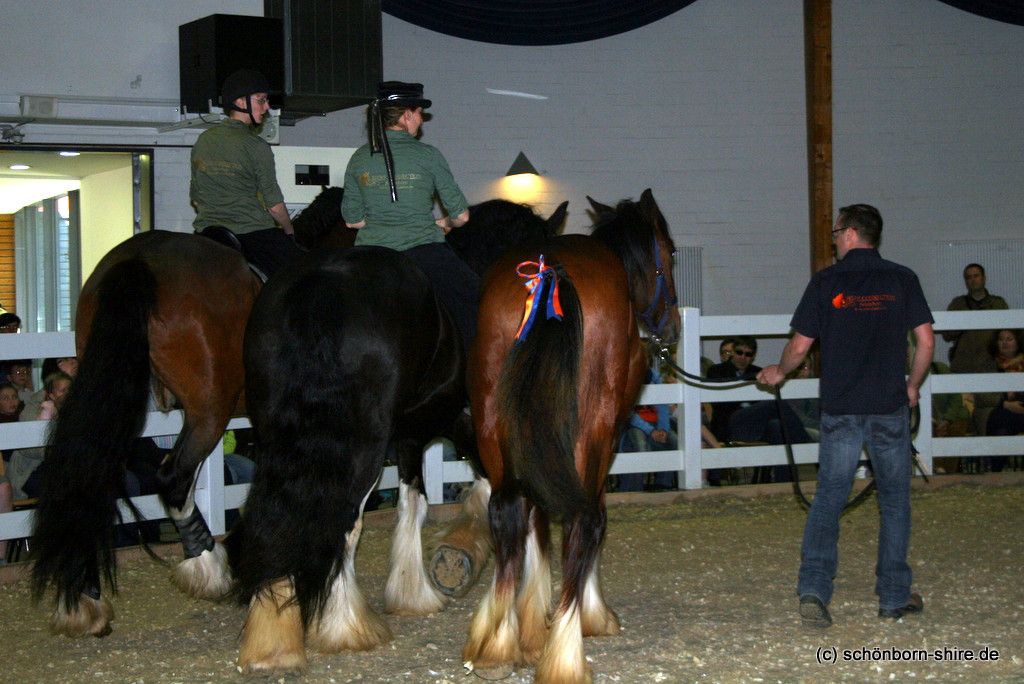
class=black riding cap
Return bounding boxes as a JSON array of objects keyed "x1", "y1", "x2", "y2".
[
  {"x1": 222, "y1": 69, "x2": 270, "y2": 110},
  {"x1": 376, "y1": 81, "x2": 431, "y2": 109}
]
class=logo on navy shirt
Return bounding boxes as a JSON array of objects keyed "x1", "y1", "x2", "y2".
[{"x1": 832, "y1": 293, "x2": 896, "y2": 311}]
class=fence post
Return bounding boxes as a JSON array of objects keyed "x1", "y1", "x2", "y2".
[
  {"x1": 916, "y1": 372, "x2": 934, "y2": 476},
  {"x1": 681, "y1": 307, "x2": 704, "y2": 490},
  {"x1": 194, "y1": 437, "x2": 227, "y2": 536},
  {"x1": 424, "y1": 440, "x2": 445, "y2": 504}
]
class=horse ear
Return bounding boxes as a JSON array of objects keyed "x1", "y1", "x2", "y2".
[
  {"x1": 546, "y1": 201, "x2": 569, "y2": 236},
  {"x1": 585, "y1": 194, "x2": 614, "y2": 224},
  {"x1": 638, "y1": 189, "x2": 666, "y2": 231},
  {"x1": 589, "y1": 194, "x2": 610, "y2": 216}
]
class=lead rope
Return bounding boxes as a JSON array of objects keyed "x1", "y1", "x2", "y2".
[{"x1": 654, "y1": 346, "x2": 925, "y2": 512}]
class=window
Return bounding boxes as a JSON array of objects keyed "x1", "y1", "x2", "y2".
[{"x1": 14, "y1": 191, "x2": 81, "y2": 332}]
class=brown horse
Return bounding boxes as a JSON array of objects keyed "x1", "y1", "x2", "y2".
[
  {"x1": 28, "y1": 190, "x2": 565, "y2": 641},
  {"x1": 28, "y1": 190, "x2": 355, "y2": 637},
  {"x1": 461, "y1": 189, "x2": 680, "y2": 683}
]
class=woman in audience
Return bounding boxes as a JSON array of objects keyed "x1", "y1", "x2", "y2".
[
  {"x1": 7, "y1": 371, "x2": 72, "y2": 501},
  {"x1": 984, "y1": 329, "x2": 1024, "y2": 472},
  {"x1": 0, "y1": 382, "x2": 20, "y2": 562}
]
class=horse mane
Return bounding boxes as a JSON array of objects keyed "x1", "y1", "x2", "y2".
[
  {"x1": 446, "y1": 199, "x2": 561, "y2": 278},
  {"x1": 590, "y1": 198, "x2": 660, "y2": 296},
  {"x1": 292, "y1": 186, "x2": 345, "y2": 248}
]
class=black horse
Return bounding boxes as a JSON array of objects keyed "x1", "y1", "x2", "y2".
[{"x1": 226, "y1": 201, "x2": 567, "y2": 673}]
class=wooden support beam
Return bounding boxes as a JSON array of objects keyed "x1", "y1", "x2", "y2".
[{"x1": 805, "y1": 0, "x2": 833, "y2": 275}]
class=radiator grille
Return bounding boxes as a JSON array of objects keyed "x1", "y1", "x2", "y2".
[
  {"x1": 935, "y1": 240, "x2": 1024, "y2": 309},
  {"x1": 672, "y1": 245, "x2": 703, "y2": 310}
]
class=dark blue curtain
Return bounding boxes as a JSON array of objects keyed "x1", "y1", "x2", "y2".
[
  {"x1": 381, "y1": 0, "x2": 701, "y2": 46},
  {"x1": 382, "y1": 0, "x2": 1024, "y2": 46},
  {"x1": 935, "y1": 0, "x2": 1024, "y2": 26}
]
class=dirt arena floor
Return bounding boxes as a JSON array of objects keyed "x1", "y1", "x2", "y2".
[{"x1": 2, "y1": 473, "x2": 1022, "y2": 683}]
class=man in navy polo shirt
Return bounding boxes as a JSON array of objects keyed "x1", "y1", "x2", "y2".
[{"x1": 758, "y1": 204, "x2": 934, "y2": 628}]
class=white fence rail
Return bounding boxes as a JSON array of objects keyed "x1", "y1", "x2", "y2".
[{"x1": 3, "y1": 309, "x2": 1023, "y2": 545}]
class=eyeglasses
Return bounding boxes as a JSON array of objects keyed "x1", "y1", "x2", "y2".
[
  {"x1": 733, "y1": 350, "x2": 754, "y2": 358},
  {"x1": 254, "y1": 97, "x2": 268, "y2": 105},
  {"x1": 831, "y1": 226, "x2": 846, "y2": 240},
  {"x1": 0, "y1": 324, "x2": 18, "y2": 331}
]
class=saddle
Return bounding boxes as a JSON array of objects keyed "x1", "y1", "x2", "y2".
[{"x1": 198, "y1": 226, "x2": 268, "y2": 282}]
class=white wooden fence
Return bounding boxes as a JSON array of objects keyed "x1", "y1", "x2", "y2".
[{"x1": 2, "y1": 309, "x2": 1022, "y2": 546}]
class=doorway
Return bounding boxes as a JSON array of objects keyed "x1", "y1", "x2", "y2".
[{"x1": 0, "y1": 146, "x2": 153, "y2": 331}]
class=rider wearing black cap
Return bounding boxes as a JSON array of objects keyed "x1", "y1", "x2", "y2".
[
  {"x1": 341, "y1": 81, "x2": 479, "y2": 350},
  {"x1": 190, "y1": 69, "x2": 302, "y2": 277}
]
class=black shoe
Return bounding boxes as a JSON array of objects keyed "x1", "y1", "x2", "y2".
[
  {"x1": 878, "y1": 593, "x2": 924, "y2": 619},
  {"x1": 799, "y1": 594, "x2": 832, "y2": 628}
]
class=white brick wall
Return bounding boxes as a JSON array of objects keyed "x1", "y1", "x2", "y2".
[
  {"x1": 833, "y1": 0, "x2": 1024, "y2": 311},
  {"x1": 2, "y1": 0, "x2": 1021, "y2": 321}
]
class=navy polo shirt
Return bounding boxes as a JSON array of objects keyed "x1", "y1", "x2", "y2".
[{"x1": 790, "y1": 248, "x2": 933, "y2": 415}]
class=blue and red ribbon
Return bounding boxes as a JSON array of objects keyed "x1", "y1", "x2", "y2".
[{"x1": 514, "y1": 255, "x2": 563, "y2": 341}]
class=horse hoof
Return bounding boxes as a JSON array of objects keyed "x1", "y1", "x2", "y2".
[
  {"x1": 237, "y1": 652, "x2": 308, "y2": 675},
  {"x1": 430, "y1": 545, "x2": 473, "y2": 597},
  {"x1": 50, "y1": 594, "x2": 115, "y2": 638},
  {"x1": 467, "y1": 663, "x2": 516, "y2": 681},
  {"x1": 171, "y1": 544, "x2": 233, "y2": 600}
]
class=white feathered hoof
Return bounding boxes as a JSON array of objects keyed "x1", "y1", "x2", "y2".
[
  {"x1": 171, "y1": 542, "x2": 233, "y2": 600},
  {"x1": 49, "y1": 593, "x2": 115, "y2": 638}
]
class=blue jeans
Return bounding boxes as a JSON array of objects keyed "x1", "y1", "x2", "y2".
[{"x1": 798, "y1": 408, "x2": 913, "y2": 611}]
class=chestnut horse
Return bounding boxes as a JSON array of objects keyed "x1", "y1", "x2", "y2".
[
  {"x1": 226, "y1": 201, "x2": 568, "y2": 673},
  {"x1": 462, "y1": 189, "x2": 680, "y2": 683}
]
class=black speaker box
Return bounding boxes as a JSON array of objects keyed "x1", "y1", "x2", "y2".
[
  {"x1": 179, "y1": 14, "x2": 285, "y2": 114},
  {"x1": 265, "y1": 0, "x2": 382, "y2": 118},
  {"x1": 180, "y1": 4, "x2": 382, "y2": 121}
]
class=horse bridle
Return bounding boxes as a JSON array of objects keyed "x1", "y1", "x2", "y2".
[{"x1": 638, "y1": 234, "x2": 678, "y2": 345}]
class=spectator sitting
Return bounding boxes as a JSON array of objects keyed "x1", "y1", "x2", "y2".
[
  {"x1": 983, "y1": 329, "x2": 1024, "y2": 472},
  {"x1": 617, "y1": 363, "x2": 678, "y2": 492},
  {"x1": 4, "y1": 359, "x2": 35, "y2": 403},
  {"x1": 927, "y1": 360, "x2": 971, "y2": 474},
  {"x1": 718, "y1": 338, "x2": 737, "y2": 364},
  {"x1": 0, "y1": 381, "x2": 24, "y2": 461},
  {"x1": 222, "y1": 429, "x2": 256, "y2": 485},
  {"x1": 706, "y1": 336, "x2": 761, "y2": 441},
  {"x1": 24, "y1": 357, "x2": 79, "y2": 419},
  {"x1": 6, "y1": 371, "x2": 72, "y2": 502},
  {"x1": 942, "y1": 263, "x2": 1007, "y2": 374},
  {"x1": 0, "y1": 382, "x2": 22, "y2": 426},
  {"x1": 708, "y1": 336, "x2": 813, "y2": 484},
  {"x1": 0, "y1": 382, "x2": 22, "y2": 562},
  {"x1": 0, "y1": 312, "x2": 20, "y2": 333}
]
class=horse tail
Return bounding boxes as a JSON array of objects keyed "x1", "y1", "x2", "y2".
[
  {"x1": 496, "y1": 264, "x2": 588, "y2": 518},
  {"x1": 31, "y1": 257, "x2": 157, "y2": 607}
]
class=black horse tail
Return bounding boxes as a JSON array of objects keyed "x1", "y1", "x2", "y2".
[
  {"x1": 496, "y1": 264, "x2": 588, "y2": 518},
  {"x1": 31, "y1": 258, "x2": 157, "y2": 607}
]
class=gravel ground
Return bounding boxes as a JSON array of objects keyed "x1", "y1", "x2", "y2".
[{"x1": 1, "y1": 474, "x2": 1022, "y2": 683}]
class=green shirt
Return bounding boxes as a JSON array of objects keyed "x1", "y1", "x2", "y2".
[
  {"x1": 341, "y1": 130, "x2": 468, "y2": 250},
  {"x1": 190, "y1": 118, "x2": 285, "y2": 234},
  {"x1": 945, "y1": 291, "x2": 1008, "y2": 373}
]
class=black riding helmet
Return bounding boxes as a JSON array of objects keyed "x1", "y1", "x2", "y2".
[{"x1": 221, "y1": 69, "x2": 270, "y2": 118}]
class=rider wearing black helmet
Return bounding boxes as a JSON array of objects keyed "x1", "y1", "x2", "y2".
[{"x1": 190, "y1": 69, "x2": 302, "y2": 277}]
